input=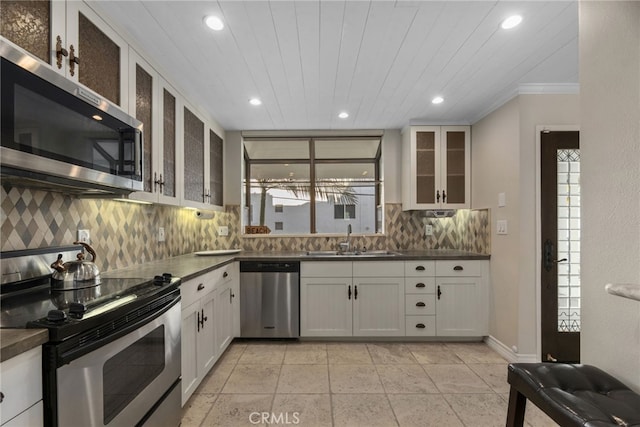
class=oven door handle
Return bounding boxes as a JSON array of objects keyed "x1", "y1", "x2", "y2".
[{"x1": 55, "y1": 294, "x2": 181, "y2": 366}]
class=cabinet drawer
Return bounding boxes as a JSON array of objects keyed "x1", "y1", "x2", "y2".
[
  {"x1": 181, "y1": 270, "x2": 216, "y2": 307},
  {"x1": 405, "y1": 294, "x2": 435, "y2": 315},
  {"x1": 435, "y1": 260, "x2": 481, "y2": 276},
  {"x1": 353, "y1": 261, "x2": 403, "y2": 277},
  {"x1": 404, "y1": 278, "x2": 435, "y2": 294},
  {"x1": 0, "y1": 346, "x2": 42, "y2": 425},
  {"x1": 405, "y1": 316, "x2": 436, "y2": 336},
  {"x1": 404, "y1": 261, "x2": 436, "y2": 277},
  {"x1": 301, "y1": 261, "x2": 352, "y2": 277}
]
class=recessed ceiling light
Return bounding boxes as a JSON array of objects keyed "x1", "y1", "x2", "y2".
[
  {"x1": 431, "y1": 96, "x2": 444, "y2": 105},
  {"x1": 501, "y1": 15, "x2": 522, "y2": 30},
  {"x1": 204, "y1": 15, "x2": 224, "y2": 31},
  {"x1": 338, "y1": 112, "x2": 349, "y2": 119},
  {"x1": 92, "y1": 114, "x2": 103, "y2": 121},
  {"x1": 249, "y1": 98, "x2": 262, "y2": 106}
]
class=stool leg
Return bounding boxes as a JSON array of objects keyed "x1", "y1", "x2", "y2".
[{"x1": 506, "y1": 386, "x2": 527, "y2": 427}]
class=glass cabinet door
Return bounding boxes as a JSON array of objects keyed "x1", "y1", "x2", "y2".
[
  {"x1": 415, "y1": 129, "x2": 438, "y2": 204},
  {"x1": 443, "y1": 129, "x2": 467, "y2": 205},
  {"x1": 183, "y1": 107, "x2": 204, "y2": 203},
  {"x1": 209, "y1": 129, "x2": 223, "y2": 206},
  {"x1": 162, "y1": 88, "x2": 176, "y2": 198},
  {"x1": 0, "y1": 0, "x2": 52, "y2": 64}
]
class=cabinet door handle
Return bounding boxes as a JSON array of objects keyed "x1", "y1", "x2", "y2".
[
  {"x1": 68, "y1": 44, "x2": 79, "y2": 76},
  {"x1": 442, "y1": 190, "x2": 446, "y2": 203},
  {"x1": 0, "y1": 391, "x2": 4, "y2": 403},
  {"x1": 415, "y1": 266, "x2": 425, "y2": 271},
  {"x1": 197, "y1": 283, "x2": 205, "y2": 291},
  {"x1": 223, "y1": 271, "x2": 228, "y2": 278},
  {"x1": 354, "y1": 285, "x2": 358, "y2": 300},
  {"x1": 348, "y1": 285, "x2": 351, "y2": 300},
  {"x1": 416, "y1": 302, "x2": 426, "y2": 307},
  {"x1": 436, "y1": 190, "x2": 440, "y2": 203},
  {"x1": 197, "y1": 311, "x2": 200, "y2": 332},
  {"x1": 453, "y1": 265, "x2": 463, "y2": 271},
  {"x1": 416, "y1": 323, "x2": 426, "y2": 329},
  {"x1": 55, "y1": 35, "x2": 68, "y2": 69},
  {"x1": 230, "y1": 292, "x2": 235, "y2": 304},
  {"x1": 415, "y1": 283, "x2": 426, "y2": 288},
  {"x1": 202, "y1": 308, "x2": 208, "y2": 323},
  {"x1": 437, "y1": 285, "x2": 442, "y2": 300}
]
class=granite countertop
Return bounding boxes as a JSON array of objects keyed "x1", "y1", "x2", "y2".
[{"x1": 0, "y1": 329, "x2": 48, "y2": 362}]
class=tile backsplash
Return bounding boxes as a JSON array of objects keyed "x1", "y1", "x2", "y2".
[{"x1": 1, "y1": 184, "x2": 489, "y2": 272}]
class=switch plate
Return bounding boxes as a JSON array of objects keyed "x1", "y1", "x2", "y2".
[
  {"x1": 496, "y1": 220, "x2": 508, "y2": 235},
  {"x1": 219, "y1": 226, "x2": 229, "y2": 236},
  {"x1": 77, "y1": 229, "x2": 90, "y2": 244},
  {"x1": 498, "y1": 192, "x2": 506, "y2": 207},
  {"x1": 158, "y1": 227, "x2": 165, "y2": 242},
  {"x1": 424, "y1": 224, "x2": 433, "y2": 236}
]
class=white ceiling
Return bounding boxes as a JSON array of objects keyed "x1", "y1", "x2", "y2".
[{"x1": 92, "y1": 1, "x2": 578, "y2": 131}]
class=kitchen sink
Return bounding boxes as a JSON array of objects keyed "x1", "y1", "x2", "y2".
[{"x1": 305, "y1": 250, "x2": 399, "y2": 257}]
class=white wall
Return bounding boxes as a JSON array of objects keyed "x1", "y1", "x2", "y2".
[
  {"x1": 471, "y1": 94, "x2": 579, "y2": 358},
  {"x1": 224, "y1": 131, "x2": 243, "y2": 205},
  {"x1": 579, "y1": 1, "x2": 640, "y2": 391}
]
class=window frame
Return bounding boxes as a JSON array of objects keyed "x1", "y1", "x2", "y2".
[{"x1": 244, "y1": 136, "x2": 382, "y2": 234}]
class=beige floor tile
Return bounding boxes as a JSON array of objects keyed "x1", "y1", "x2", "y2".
[
  {"x1": 329, "y1": 364, "x2": 385, "y2": 393},
  {"x1": 181, "y1": 393, "x2": 217, "y2": 427},
  {"x1": 237, "y1": 343, "x2": 286, "y2": 364},
  {"x1": 497, "y1": 395, "x2": 560, "y2": 427},
  {"x1": 367, "y1": 343, "x2": 418, "y2": 364},
  {"x1": 406, "y1": 342, "x2": 464, "y2": 364},
  {"x1": 332, "y1": 394, "x2": 399, "y2": 426},
  {"x1": 222, "y1": 364, "x2": 281, "y2": 394},
  {"x1": 445, "y1": 343, "x2": 507, "y2": 364},
  {"x1": 196, "y1": 362, "x2": 235, "y2": 394},
  {"x1": 217, "y1": 342, "x2": 246, "y2": 364},
  {"x1": 377, "y1": 364, "x2": 439, "y2": 394},
  {"x1": 388, "y1": 394, "x2": 463, "y2": 427},
  {"x1": 444, "y1": 393, "x2": 507, "y2": 427},
  {"x1": 277, "y1": 364, "x2": 330, "y2": 393},
  {"x1": 422, "y1": 364, "x2": 492, "y2": 393},
  {"x1": 272, "y1": 394, "x2": 332, "y2": 427},
  {"x1": 327, "y1": 343, "x2": 373, "y2": 364},
  {"x1": 202, "y1": 394, "x2": 273, "y2": 427},
  {"x1": 468, "y1": 363, "x2": 510, "y2": 394},
  {"x1": 284, "y1": 344, "x2": 328, "y2": 364}
]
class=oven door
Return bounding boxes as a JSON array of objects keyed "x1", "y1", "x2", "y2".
[{"x1": 55, "y1": 299, "x2": 181, "y2": 427}]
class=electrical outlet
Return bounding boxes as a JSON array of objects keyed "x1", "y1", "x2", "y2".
[
  {"x1": 158, "y1": 227, "x2": 165, "y2": 242},
  {"x1": 497, "y1": 220, "x2": 508, "y2": 235},
  {"x1": 77, "y1": 229, "x2": 90, "y2": 243},
  {"x1": 424, "y1": 224, "x2": 433, "y2": 236},
  {"x1": 219, "y1": 226, "x2": 229, "y2": 236}
]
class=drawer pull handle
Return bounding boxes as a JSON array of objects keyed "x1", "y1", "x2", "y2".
[
  {"x1": 453, "y1": 265, "x2": 464, "y2": 271},
  {"x1": 415, "y1": 283, "x2": 426, "y2": 288},
  {"x1": 223, "y1": 271, "x2": 228, "y2": 278},
  {"x1": 197, "y1": 283, "x2": 205, "y2": 291},
  {"x1": 416, "y1": 323, "x2": 426, "y2": 329},
  {"x1": 415, "y1": 266, "x2": 426, "y2": 271},
  {"x1": 416, "y1": 302, "x2": 426, "y2": 307}
]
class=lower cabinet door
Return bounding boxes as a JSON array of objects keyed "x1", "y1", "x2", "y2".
[
  {"x1": 198, "y1": 291, "x2": 217, "y2": 375},
  {"x1": 300, "y1": 278, "x2": 353, "y2": 337},
  {"x1": 353, "y1": 278, "x2": 405, "y2": 336},
  {"x1": 181, "y1": 301, "x2": 200, "y2": 406},
  {"x1": 2, "y1": 401, "x2": 43, "y2": 427},
  {"x1": 215, "y1": 282, "x2": 234, "y2": 354},
  {"x1": 435, "y1": 277, "x2": 485, "y2": 336}
]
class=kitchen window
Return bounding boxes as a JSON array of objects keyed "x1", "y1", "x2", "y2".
[{"x1": 243, "y1": 136, "x2": 382, "y2": 235}]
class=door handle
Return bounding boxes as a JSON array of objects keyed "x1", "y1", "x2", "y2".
[
  {"x1": 437, "y1": 285, "x2": 442, "y2": 300},
  {"x1": 415, "y1": 265, "x2": 425, "y2": 271},
  {"x1": 416, "y1": 323, "x2": 426, "y2": 329},
  {"x1": 544, "y1": 239, "x2": 567, "y2": 272},
  {"x1": 197, "y1": 283, "x2": 205, "y2": 291},
  {"x1": 453, "y1": 265, "x2": 463, "y2": 271},
  {"x1": 442, "y1": 190, "x2": 446, "y2": 203},
  {"x1": 354, "y1": 285, "x2": 358, "y2": 300},
  {"x1": 415, "y1": 283, "x2": 425, "y2": 288},
  {"x1": 416, "y1": 302, "x2": 426, "y2": 307},
  {"x1": 348, "y1": 285, "x2": 351, "y2": 300},
  {"x1": 197, "y1": 311, "x2": 200, "y2": 332},
  {"x1": 436, "y1": 190, "x2": 440, "y2": 203}
]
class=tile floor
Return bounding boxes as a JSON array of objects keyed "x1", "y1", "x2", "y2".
[{"x1": 181, "y1": 341, "x2": 559, "y2": 427}]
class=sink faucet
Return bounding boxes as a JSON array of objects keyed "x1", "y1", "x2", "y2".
[{"x1": 339, "y1": 224, "x2": 352, "y2": 253}]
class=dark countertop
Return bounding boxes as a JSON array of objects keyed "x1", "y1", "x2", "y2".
[
  {"x1": 103, "y1": 249, "x2": 489, "y2": 282},
  {"x1": 0, "y1": 328, "x2": 48, "y2": 362}
]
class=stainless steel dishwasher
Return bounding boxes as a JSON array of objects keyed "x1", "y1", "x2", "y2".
[{"x1": 239, "y1": 261, "x2": 300, "y2": 338}]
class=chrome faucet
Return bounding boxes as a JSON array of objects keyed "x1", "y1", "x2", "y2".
[{"x1": 339, "y1": 224, "x2": 352, "y2": 253}]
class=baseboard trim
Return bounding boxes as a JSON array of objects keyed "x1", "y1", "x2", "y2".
[{"x1": 484, "y1": 335, "x2": 538, "y2": 363}]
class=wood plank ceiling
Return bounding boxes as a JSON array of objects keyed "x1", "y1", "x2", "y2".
[{"x1": 92, "y1": 1, "x2": 578, "y2": 131}]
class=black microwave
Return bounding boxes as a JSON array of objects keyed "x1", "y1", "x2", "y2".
[{"x1": 0, "y1": 41, "x2": 143, "y2": 195}]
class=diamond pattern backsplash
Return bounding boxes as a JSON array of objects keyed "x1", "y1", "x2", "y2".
[{"x1": 1, "y1": 184, "x2": 489, "y2": 272}]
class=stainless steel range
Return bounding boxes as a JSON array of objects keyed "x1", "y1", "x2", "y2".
[{"x1": 0, "y1": 245, "x2": 181, "y2": 427}]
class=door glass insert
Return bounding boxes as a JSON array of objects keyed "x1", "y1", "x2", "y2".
[
  {"x1": 445, "y1": 131, "x2": 466, "y2": 204},
  {"x1": 415, "y1": 131, "x2": 436, "y2": 204},
  {"x1": 0, "y1": 0, "x2": 51, "y2": 64},
  {"x1": 557, "y1": 149, "x2": 580, "y2": 332}
]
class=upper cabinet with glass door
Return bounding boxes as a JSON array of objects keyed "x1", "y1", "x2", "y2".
[
  {"x1": 401, "y1": 126, "x2": 470, "y2": 210},
  {"x1": 127, "y1": 49, "x2": 180, "y2": 205},
  {"x1": 0, "y1": 0, "x2": 128, "y2": 108}
]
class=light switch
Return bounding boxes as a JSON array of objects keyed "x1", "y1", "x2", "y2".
[
  {"x1": 498, "y1": 192, "x2": 506, "y2": 207},
  {"x1": 424, "y1": 224, "x2": 433, "y2": 236},
  {"x1": 496, "y1": 220, "x2": 508, "y2": 235}
]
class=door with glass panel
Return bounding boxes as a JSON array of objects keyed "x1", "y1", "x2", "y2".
[{"x1": 541, "y1": 131, "x2": 580, "y2": 363}]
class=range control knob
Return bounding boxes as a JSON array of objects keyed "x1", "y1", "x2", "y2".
[
  {"x1": 69, "y1": 302, "x2": 86, "y2": 319},
  {"x1": 47, "y1": 309, "x2": 67, "y2": 322}
]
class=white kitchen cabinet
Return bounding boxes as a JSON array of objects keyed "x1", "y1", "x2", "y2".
[
  {"x1": 404, "y1": 260, "x2": 437, "y2": 337},
  {"x1": 0, "y1": 346, "x2": 43, "y2": 427},
  {"x1": 215, "y1": 263, "x2": 238, "y2": 355},
  {"x1": 300, "y1": 261, "x2": 404, "y2": 337},
  {"x1": 128, "y1": 50, "x2": 181, "y2": 205},
  {"x1": 402, "y1": 126, "x2": 470, "y2": 210},
  {"x1": 434, "y1": 260, "x2": 489, "y2": 337}
]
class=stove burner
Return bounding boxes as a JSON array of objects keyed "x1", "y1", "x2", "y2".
[{"x1": 153, "y1": 273, "x2": 173, "y2": 286}]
